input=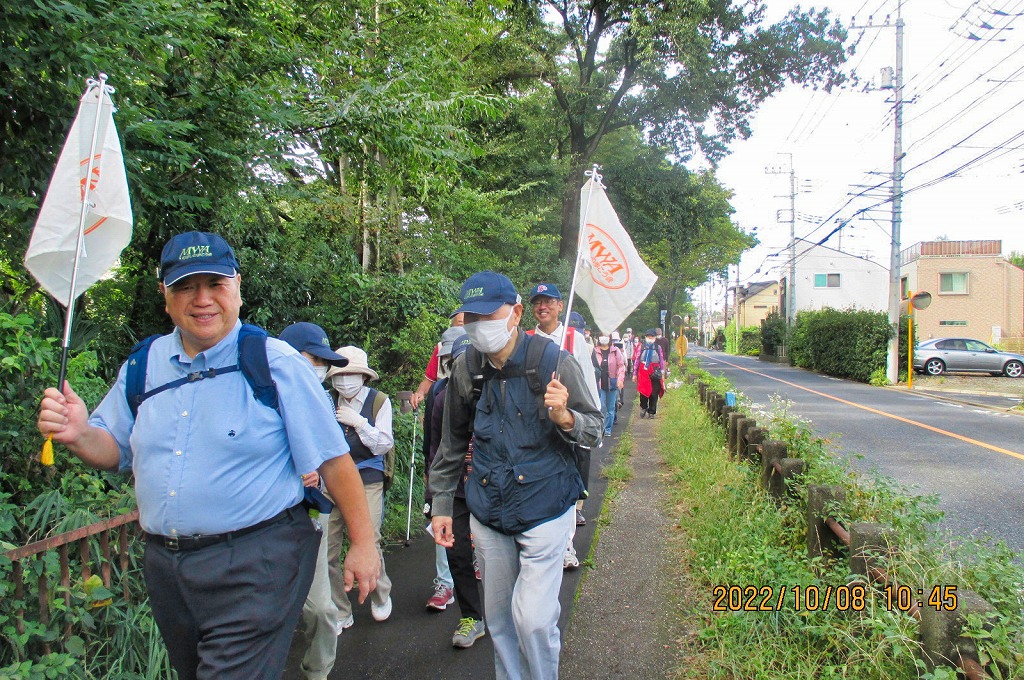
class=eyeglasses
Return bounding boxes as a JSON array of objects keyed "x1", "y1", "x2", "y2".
[{"x1": 531, "y1": 298, "x2": 560, "y2": 308}]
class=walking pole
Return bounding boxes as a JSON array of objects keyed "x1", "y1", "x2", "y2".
[{"x1": 404, "y1": 404, "x2": 419, "y2": 546}]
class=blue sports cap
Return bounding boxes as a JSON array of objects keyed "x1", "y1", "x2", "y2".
[
  {"x1": 528, "y1": 283, "x2": 562, "y2": 302},
  {"x1": 160, "y1": 231, "x2": 240, "y2": 286},
  {"x1": 279, "y1": 322, "x2": 349, "y2": 367},
  {"x1": 568, "y1": 311, "x2": 588, "y2": 330},
  {"x1": 451, "y1": 334, "x2": 473, "y2": 360},
  {"x1": 455, "y1": 271, "x2": 520, "y2": 315}
]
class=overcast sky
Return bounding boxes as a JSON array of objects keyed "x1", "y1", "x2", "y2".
[{"x1": 709, "y1": 0, "x2": 1024, "y2": 296}]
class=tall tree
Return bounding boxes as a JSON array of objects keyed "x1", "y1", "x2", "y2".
[{"x1": 493, "y1": 0, "x2": 849, "y2": 259}]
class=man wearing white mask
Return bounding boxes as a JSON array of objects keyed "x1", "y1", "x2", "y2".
[
  {"x1": 325, "y1": 346, "x2": 395, "y2": 627},
  {"x1": 430, "y1": 271, "x2": 603, "y2": 680}
]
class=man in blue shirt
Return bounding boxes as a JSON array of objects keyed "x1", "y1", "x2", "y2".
[{"x1": 37, "y1": 232, "x2": 378, "y2": 680}]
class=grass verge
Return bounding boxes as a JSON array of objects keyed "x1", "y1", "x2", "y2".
[{"x1": 657, "y1": 380, "x2": 1023, "y2": 680}]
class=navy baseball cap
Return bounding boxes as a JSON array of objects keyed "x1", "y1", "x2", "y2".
[
  {"x1": 455, "y1": 271, "x2": 520, "y2": 315},
  {"x1": 159, "y1": 232, "x2": 240, "y2": 286},
  {"x1": 528, "y1": 283, "x2": 562, "y2": 302},
  {"x1": 568, "y1": 311, "x2": 587, "y2": 329},
  {"x1": 279, "y1": 322, "x2": 349, "y2": 367},
  {"x1": 451, "y1": 334, "x2": 473, "y2": 360}
]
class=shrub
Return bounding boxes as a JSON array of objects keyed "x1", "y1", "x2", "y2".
[
  {"x1": 725, "y1": 325, "x2": 760, "y2": 356},
  {"x1": 760, "y1": 311, "x2": 787, "y2": 355},
  {"x1": 789, "y1": 308, "x2": 893, "y2": 383}
]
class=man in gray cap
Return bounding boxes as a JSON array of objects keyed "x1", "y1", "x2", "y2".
[{"x1": 38, "y1": 232, "x2": 378, "y2": 680}]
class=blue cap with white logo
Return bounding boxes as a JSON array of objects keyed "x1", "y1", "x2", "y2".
[
  {"x1": 455, "y1": 271, "x2": 520, "y2": 315},
  {"x1": 159, "y1": 231, "x2": 240, "y2": 286}
]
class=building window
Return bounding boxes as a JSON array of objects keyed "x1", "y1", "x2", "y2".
[
  {"x1": 900, "y1": 277, "x2": 909, "y2": 299},
  {"x1": 939, "y1": 320, "x2": 968, "y2": 327},
  {"x1": 939, "y1": 272, "x2": 968, "y2": 294},
  {"x1": 814, "y1": 273, "x2": 841, "y2": 288}
]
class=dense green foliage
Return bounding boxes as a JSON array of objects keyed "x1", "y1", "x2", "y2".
[
  {"x1": 725, "y1": 325, "x2": 761, "y2": 356},
  {"x1": 759, "y1": 310, "x2": 787, "y2": 355},
  {"x1": 789, "y1": 308, "x2": 894, "y2": 383}
]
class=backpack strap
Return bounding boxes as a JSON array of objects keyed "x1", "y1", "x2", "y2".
[
  {"x1": 125, "y1": 335, "x2": 160, "y2": 419},
  {"x1": 237, "y1": 323, "x2": 278, "y2": 411},
  {"x1": 124, "y1": 323, "x2": 278, "y2": 417}
]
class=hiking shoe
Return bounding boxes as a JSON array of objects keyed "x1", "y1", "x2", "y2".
[
  {"x1": 335, "y1": 615, "x2": 354, "y2": 635},
  {"x1": 452, "y1": 618, "x2": 486, "y2": 648},
  {"x1": 426, "y1": 581, "x2": 455, "y2": 610},
  {"x1": 563, "y1": 545, "x2": 579, "y2": 570},
  {"x1": 371, "y1": 596, "x2": 392, "y2": 622},
  {"x1": 575, "y1": 509, "x2": 586, "y2": 526}
]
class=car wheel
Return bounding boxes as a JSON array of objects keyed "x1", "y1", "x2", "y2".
[
  {"x1": 1004, "y1": 360, "x2": 1023, "y2": 378},
  {"x1": 924, "y1": 358, "x2": 945, "y2": 376}
]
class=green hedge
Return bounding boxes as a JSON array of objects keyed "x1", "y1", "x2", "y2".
[
  {"x1": 789, "y1": 308, "x2": 894, "y2": 383},
  {"x1": 725, "y1": 325, "x2": 761, "y2": 356}
]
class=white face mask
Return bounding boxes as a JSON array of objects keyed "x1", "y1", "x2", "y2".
[
  {"x1": 313, "y1": 365, "x2": 329, "y2": 383},
  {"x1": 463, "y1": 309, "x2": 515, "y2": 354},
  {"x1": 332, "y1": 374, "x2": 364, "y2": 399},
  {"x1": 598, "y1": 335, "x2": 610, "y2": 346}
]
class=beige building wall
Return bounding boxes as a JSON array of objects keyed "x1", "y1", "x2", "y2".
[
  {"x1": 905, "y1": 255, "x2": 1023, "y2": 344},
  {"x1": 738, "y1": 284, "x2": 780, "y2": 328}
]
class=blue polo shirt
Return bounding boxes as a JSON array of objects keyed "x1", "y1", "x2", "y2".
[{"x1": 89, "y1": 321, "x2": 349, "y2": 537}]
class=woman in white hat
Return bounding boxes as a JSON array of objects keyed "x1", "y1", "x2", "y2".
[{"x1": 325, "y1": 346, "x2": 395, "y2": 628}]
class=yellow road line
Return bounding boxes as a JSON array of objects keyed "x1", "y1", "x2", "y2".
[{"x1": 697, "y1": 352, "x2": 1024, "y2": 462}]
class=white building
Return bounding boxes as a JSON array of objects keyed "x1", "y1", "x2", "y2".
[{"x1": 780, "y1": 241, "x2": 888, "y2": 315}]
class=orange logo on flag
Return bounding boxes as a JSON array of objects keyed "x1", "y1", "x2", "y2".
[
  {"x1": 585, "y1": 224, "x2": 630, "y2": 290},
  {"x1": 79, "y1": 154, "x2": 102, "y2": 199}
]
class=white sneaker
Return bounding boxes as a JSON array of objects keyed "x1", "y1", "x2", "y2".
[
  {"x1": 335, "y1": 615, "x2": 354, "y2": 635},
  {"x1": 563, "y1": 545, "x2": 579, "y2": 570},
  {"x1": 371, "y1": 596, "x2": 393, "y2": 622}
]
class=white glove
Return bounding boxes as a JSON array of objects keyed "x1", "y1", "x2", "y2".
[{"x1": 336, "y1": 405, "x2": 368, "y2": 428}]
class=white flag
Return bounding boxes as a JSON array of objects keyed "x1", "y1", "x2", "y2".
[
  {"x1": 25, "y1": 79, "x2": 132, "y2": 305},
  {"x1": 573, "y1": 177, "x2": 657, "y2": 334}
]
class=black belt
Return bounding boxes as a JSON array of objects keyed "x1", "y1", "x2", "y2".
[{"x1": 145, "y1": 504, "x2": 301, "y2": 552}]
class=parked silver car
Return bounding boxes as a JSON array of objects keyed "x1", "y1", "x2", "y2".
[{"x1": 913, "y1": 338, "x2": 1024, "y2": 378}]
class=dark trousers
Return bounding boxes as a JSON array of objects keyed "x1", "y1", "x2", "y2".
[
  {"x1": 640, "y1": 381, "x2": 662, "y2": 414},
  {"x1": 143, "y1": 506, "x2": 319, "y2": 680},
  {"x1": 447, "y1": 496, "x2": 483, "y2": 621}
]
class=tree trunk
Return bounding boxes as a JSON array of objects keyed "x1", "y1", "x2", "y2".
[{"x1": 559, "y1": 171, "x2": 582, "y2": 260}]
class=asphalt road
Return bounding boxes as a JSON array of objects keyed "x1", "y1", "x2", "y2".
[{"x1": 693, "y1": 349, "x2": 1024, "y2": 552}]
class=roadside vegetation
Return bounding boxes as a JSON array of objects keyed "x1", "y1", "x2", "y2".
[{"x1": 657, "y1": 367, "x2": 1024, "y2": 679}]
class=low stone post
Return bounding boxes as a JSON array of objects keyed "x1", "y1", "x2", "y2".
[
  {"x1": 920, "y1": 589, "x2": 998, "y2": 675},
  {"x1": 760, "y1": 440, "x2": 787, "y2": 490},
  {"x1": 744, "y1": 427, "x2": 766, "y2": 465},
  {"x1": 697, "y1": 381, "x2": 707, "y2": 402},
  {"x1": 849, "y1": 522, "x2": 897, "y2": 579},
  {"x1": 736, "y1": 419, "x2": 755, "y2": 460},
  {"x1": 768, "y1": 458, "x2": 806, "y2": 500},
  {"x1": 807, "y1": 485, "x2": 847, "y2": 561},
  {"x1": 727, "y1": 413, "x2": 744, "y2": 455}
]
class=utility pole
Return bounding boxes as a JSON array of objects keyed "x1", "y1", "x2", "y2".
[
  {"x1": 886, "y1": 6, "x2": 905, "y2": 385},
  {"x1": 852, "y1": 7, "x2": 905, "y2": 384},
  {"x1": 734, "y1": 264, "x2": 740, "y2": 351},
  {"x1": 766, "y1": 153, "x2": 797, "y2": 324}
]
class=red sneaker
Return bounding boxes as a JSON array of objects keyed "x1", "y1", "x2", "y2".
[{"x1": 426, "y1": 581, "x2": 455, "y2": 610}]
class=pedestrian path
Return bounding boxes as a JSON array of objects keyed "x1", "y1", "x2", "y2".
[{"x1": 561, "y1": 394, "x2": 686, "y2": 679}]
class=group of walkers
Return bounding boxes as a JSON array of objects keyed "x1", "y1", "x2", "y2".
[{"x1": 35, "y1": 231, "x2": 668, "y2": 680}]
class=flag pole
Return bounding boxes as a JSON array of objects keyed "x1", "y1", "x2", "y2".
[
  {"x1": 56, "y1": 73, "x2": 112, "y2": 390},
  {"x1": 42, "y1": 74, "x2": 113, "y2": 466},
  {"x1": 560, "y1": 164, "x2": 602, "y2": 352}
]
